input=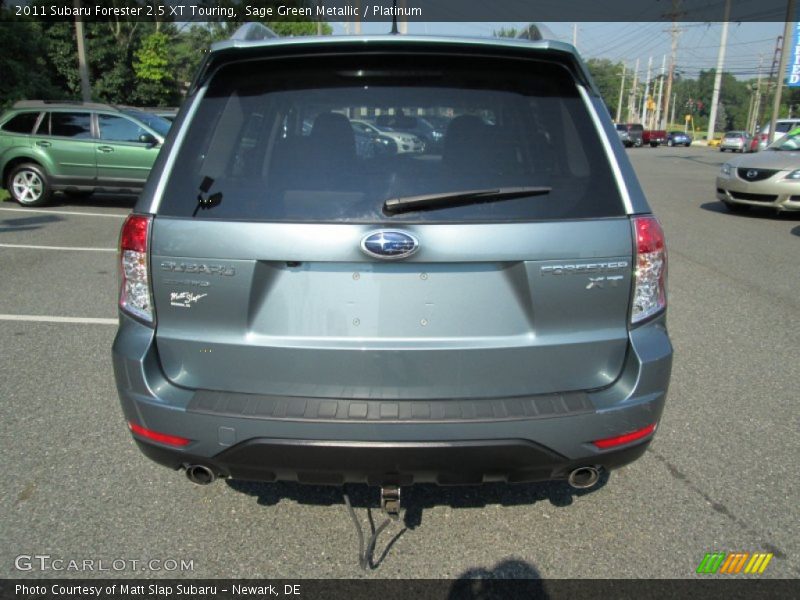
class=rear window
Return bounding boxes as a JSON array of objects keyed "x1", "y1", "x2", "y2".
[
  {"x1": 49, "y1": 112, "x2": 93, "y2": 139},
  {"x1": 159, "y1": 55, "x2": 624, "y2": 222},
  {"x1": 1, "y1": 112, "x2": 40, "y2": 134},
  {"x1": 775, "y1": 121, "x2": 798, "y2": 133}
]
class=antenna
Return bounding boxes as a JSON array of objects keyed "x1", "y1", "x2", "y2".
[{"x1": 390, "y1": 0, "x2": 398, "y2": 34}]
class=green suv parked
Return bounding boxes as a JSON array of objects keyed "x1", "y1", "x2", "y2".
[{"x1": 0, "y1": 101, "x2": 170, "y2": 206}]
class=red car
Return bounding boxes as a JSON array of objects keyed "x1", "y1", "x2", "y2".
[{"x1": 643, "y1": 130, "x2": 667, "y2": 147}]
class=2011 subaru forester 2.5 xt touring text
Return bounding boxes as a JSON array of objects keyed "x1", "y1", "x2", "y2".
[{"x1": 112, "y1": 26, "x2": 672, "y2": 493}]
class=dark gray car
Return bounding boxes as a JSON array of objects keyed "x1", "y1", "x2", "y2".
[{"x1": 113, "y1": 29, "x2": 672, "y2": 494}]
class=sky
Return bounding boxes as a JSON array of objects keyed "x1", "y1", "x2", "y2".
[{"x1": 329, "y1": 21, "x2": 787, "y2": 81}]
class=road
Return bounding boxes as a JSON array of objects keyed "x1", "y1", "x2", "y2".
[{"x1": 0, "y1": 146, "x2": 798, "y2": 580}]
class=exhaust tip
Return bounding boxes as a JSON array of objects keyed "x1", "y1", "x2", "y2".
[
  {"x1": 185, "y1": 464, "x2": 217, "y2": 485},
  {"x1": 567, "y1": 466, "x2": 600, "y2": 489}
]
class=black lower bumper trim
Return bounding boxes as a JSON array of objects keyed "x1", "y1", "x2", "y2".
[{"x1": 134, "y1": 436, "x2": 651, "y2": 486}]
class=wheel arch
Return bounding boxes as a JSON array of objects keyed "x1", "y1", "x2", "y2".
[{"x1": 2, "y1": 154, "x2": 49, "y2": 188}]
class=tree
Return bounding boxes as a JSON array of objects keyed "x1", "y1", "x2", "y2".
[
  {"x1": 169, "y1": 18, "x2": 332, "y2": 95},
  {"x1": 493, "y1": 27, "x2": 520, "y2": 38},
  {"x1": 683, "y1": 70, "x2": 750, "y2": 131},
  {"x1": 269, "y1": 21, "x2": 332, "y2": 36},
  {"x1": 714, "y1": 101, "x2": 728, "y2": 133},
  {"x1": 0, "y1": 13, "x2": 60, "y2": 108},
  {"x1": 133, "y1": 31, "x2": 179, "y2": 106},
  {"x1": 585, "y1": 58, "x2": 625, "y2": 116},
  {"x1": 38, "y1": 18, "x2": 161, "y2": 104}
]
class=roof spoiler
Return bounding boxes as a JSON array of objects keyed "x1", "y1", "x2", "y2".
[
  {"x1": 230, "y1": 22, "x2": 278, "y2": 42},
  {"x1": 12, "y1": 100, "x2": 114, "y2": 110}
]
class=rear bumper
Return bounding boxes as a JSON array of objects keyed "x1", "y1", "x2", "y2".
[
  {"x1": 135, "y1": 436, "x2": 651, "y2": 486},
  {"x1": 113, "y1": 314, "x2": 672, "y2": 485}
]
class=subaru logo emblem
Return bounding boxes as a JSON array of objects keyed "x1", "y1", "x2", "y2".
[
  {"x1": 361, "y1": 230, "x2": 419, "y2": 260},
  {"x1": 746, "y1": 170, "x2": 758, "y2": 179}
]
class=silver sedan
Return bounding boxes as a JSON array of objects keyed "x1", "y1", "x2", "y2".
[
  {"x1": 716, "y1": 129, "x2": 800, "y2": 213},
  {"x1": 719, "y1": 131, "x2": 751, "y2": 153}
]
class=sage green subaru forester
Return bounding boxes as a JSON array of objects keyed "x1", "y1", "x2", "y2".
[{"x1": 0, "y1": 101, "x2": 169, "y2": 206}]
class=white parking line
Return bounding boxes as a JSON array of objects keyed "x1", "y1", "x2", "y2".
[
  {"x1": 0, "y1": 243, "x2": 116, "y2": 252},
  {"x1": 0, "y1": 206, "x2": 128, "y2": 218},
  {"x1": 0, "y1": 314, "x2": 117, "y2": 325}
]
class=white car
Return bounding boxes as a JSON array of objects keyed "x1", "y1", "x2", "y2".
[
  {"x1": 756, "y1": 118, "x2": 800, "y2": 149},
  {"x1": 351, "y1": 119, "x2": 424, "y2": 154}
]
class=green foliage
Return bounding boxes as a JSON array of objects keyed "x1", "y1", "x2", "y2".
[
  {"x1": 586, "y1": 58, "x2": 625, "y2": 116},
  {"x1": 170, "y1": 25, "x2": 224, "y2": 92},
  {"x1": 493, "y1": 27, "x2": 520, "y2": 38},
  {"x1": 714, "y1": 101, "x2": 728, "y2": 132},
  {"x1": 133, "y1": 31, "x2": 178, "y2": 105},
  {"x1": 269, "y1": 21, "x2": 332, "y2": 36},
  {"x1": 36, "y1": 19, "x2": 157, "y2": 104},
  {"x1": 0, "y1": 15, "x2": 60, "y2": 109},
  {"x1": 135, "y1": 32, "x2": 171, "y2": 82}
]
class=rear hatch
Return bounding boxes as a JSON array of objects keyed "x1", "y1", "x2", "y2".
[{"x1": 149, "y1": 47, "x2": 633, "y2": 400}]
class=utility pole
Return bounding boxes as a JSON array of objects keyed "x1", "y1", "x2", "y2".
[
  {"x1": 662, "y1": 0, "x2": 683, "y2": 135},
  {"x1": 655, "y1": 54, "x2": 666, "y2": 128},
  {"x1": 641, "y1": 56, "x2": 653, "y2": 125},
  {"x1": 573, "y1": 23, "x2": 578, "y2": 48},
  {"x1": 769, "y1": 0, "x2": 796, "y2": 144},
  {"x1": 750, "y1": 55, "x2": 764, "y2": 133},
  {"x1": 706, "y1": 0, "x2": 732, "y2": 143},
  {"x1": 746, "y1": 88, "x2": 756, "y2": 134},
  {"x1": 73, "y1": 0, "x2": 90, "y2": 102},
  {"x1": 628, "y1": 58, "x2": 640, "y2": 122},
  {"x1": 398, "y1": 0, "x2": 408, "y2": 34},
  {"x1": 670, "y1": 93, "x2": 677, "y2": 127},
  {"x1": 616, "y1": 64, "x2": 627, "y2": 123}
]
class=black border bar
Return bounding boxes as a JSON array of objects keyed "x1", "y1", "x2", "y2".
[
  {"x1": 0, "y1": 0, "x2": 795, "y2": 23},
  {"x1": 2, "y1": 579, "x2": 798, "y2": 600}
]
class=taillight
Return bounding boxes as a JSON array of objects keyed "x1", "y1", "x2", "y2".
[
  {"x1": 119, "y1": 214, "x2": 154, "y2": 324},
  {"x1": 592, "y1": 423, "x2": 657, "y2": 450},
  {"x1": 631, "y1": 215, "x2": 667, "y2": 323},
  {"x1": 129, "y1": 422, "x2": 191, "y2": 447}
]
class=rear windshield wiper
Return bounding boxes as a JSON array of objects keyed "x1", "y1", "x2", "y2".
[{"x1": 383, "y1": 186, "x2": 551, "y2": 215}]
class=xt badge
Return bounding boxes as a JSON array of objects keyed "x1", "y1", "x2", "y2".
[{"x1": 586, "y1": 275, "x2": 624, "y2": 289}]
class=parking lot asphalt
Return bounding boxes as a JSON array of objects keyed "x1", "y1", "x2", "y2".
[{"x1": 1, "y1": 146, "x2": 798, "y2": 580}]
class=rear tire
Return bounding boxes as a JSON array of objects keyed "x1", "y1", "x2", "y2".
[{"x1": 7, "y1": 163, "x2": 51, "y2": 207}]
